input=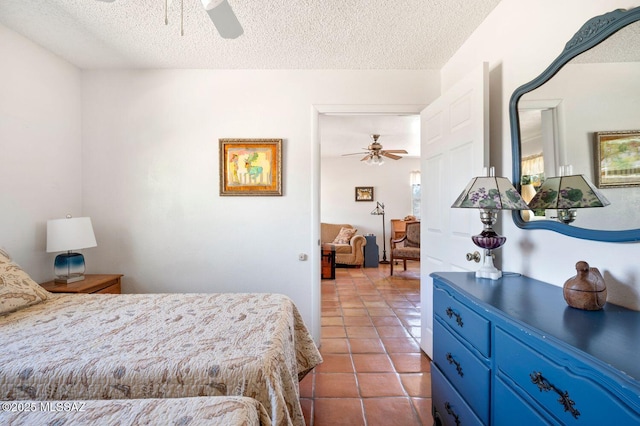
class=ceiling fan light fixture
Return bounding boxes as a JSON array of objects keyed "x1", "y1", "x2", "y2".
[
  {"x1": 342, "y1": 133, "x2": 405, "y2": 164},
  {"x1": 202, "y1": 0, "x2": 244, "y2": 39},
  {"x1": 369, "y1": 154, "x2": 384, "y2": 166}
]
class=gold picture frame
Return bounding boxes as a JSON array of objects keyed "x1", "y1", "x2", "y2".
[
  {"x1": 355, "y1": 186, "x2": 374, "y2": 202},
  {"x1": 594, "y1": 130, "x2": 640, "y2": 188},
  {"x1": 219, "y1": 138, "x2": 283, "y2": 196}
]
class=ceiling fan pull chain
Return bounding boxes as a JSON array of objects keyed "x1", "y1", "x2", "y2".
[
  {"x1": 165, "y1": 0, "x2": 169, "y2": 25},
  {"x1": 181, "y1": 0, "x2": 184, "y2": 36}
]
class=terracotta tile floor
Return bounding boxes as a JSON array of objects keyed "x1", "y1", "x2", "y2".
[{"x1": 300, "y1": 262, "x2": 433, "y2": 426}]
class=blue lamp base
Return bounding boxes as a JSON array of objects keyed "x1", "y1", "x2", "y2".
[{"x1": 54, "y1": 252, "x2": 86, "y2": 283}]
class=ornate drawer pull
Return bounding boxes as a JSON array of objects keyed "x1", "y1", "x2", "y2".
[
  {"x1": 445, "y1": 307, "x2": 464, "y2": 327},
  {"x1": 444, "y1": 402, "x2": 461, "y2": 426},
  {"x1": 446, "y1": 352, "x2": 464, "y2": 377},
  {"x1": 530, "y1": 371, "x2": 581, "y2": 419}
]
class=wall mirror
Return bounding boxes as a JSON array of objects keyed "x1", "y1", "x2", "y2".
[{"x1": 510, "y1": 6, "x2": 640, "y2": 242}]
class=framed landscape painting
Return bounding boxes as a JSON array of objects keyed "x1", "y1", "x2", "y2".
[
  {"x1": 594, "y1": 130, "x2": 640, "y2": 188},
  {"x1": 219, "y1": 139, "x2": 282, "y2": 196}
]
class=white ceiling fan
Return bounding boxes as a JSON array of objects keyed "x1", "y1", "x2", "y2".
[
  {"x1": 95, "y1": 0, "x2": 243, "y2": 39},
  {"x1": 342, "y1": 134, "x2": 408, "y2": 165}
]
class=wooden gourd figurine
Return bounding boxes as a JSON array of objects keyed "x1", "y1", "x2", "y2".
[{"x1": 563, "y1": 261, "x2": 607, "y2": 310}]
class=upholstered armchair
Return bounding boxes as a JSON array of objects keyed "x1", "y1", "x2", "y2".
[
  {"x1": 320, "y1": 223, "x2": 367, "y2": 267},
  {"x1": 390, "y1": 221, "x2": 420, "y2": 275}
]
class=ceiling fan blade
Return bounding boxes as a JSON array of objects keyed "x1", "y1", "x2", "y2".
[
  {"x1": 341, "y1": 152, "x2": 368, "y2": 156},
  {"x1": 383, "y1": 149, "x2": 408, "y2": 154},
  {"x1": 201, "y1": 0, "x2": 244, "y2": 39},
  {"x1": 361, "y1": 154, "x2": 372, "y2": 162},
  {"x1": 382, "y1": 152, "x2": 402, "y2": 160}
]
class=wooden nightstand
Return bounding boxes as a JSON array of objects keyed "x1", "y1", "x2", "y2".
[{"x1": 40, "y1": 274, "x2": 123, "y2": 294}]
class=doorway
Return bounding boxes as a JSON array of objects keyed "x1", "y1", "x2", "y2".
[{"x1": 310, "y1": 104, "x2": 424, "y2": 343}]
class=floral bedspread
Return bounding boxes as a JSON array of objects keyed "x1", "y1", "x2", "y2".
[
  {"x1": 0, "y1": 396, "x2": 271, "y2": 425},
  {"x1": 0, "y1": 293, "x2": 322, "y2": 426}
]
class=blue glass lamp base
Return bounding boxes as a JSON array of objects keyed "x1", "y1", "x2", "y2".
[{"x1": 54, "y1": 252, "x2": 86, "y2": 283}]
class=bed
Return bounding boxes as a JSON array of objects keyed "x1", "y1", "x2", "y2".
[
  {"x1": 0, "y1": 396, "x2": 272, "y2": 426},
  {"x1": 0, "y1": 250, "x2": 321, "y2": 426}
]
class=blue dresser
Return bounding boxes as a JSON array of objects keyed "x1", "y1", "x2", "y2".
[{"x1": 431, "y1": 272, "x2": 640, "y2": 425}]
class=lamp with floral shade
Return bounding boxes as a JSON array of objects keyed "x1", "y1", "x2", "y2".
[
  {"x1": 526, "y1": 174, "x2": 610, "y2": 224},
  {"x1": 451, "y1": 167, "x2": 530, "y2": 280}
]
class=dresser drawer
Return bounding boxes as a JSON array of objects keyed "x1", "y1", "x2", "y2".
[
  {"x1": 432, "y1": 364, "x2": 484, "y2": 426},
  {"x1": 434, "y1": 319, "x2": 490, "y2": 423},
  {"x1": 434, "y1": 284, "x2": 490, "y2": 357},
  {"x1": 495, "y1": 327, "x2": 640, "y2": 424},
  {"x1": 494, "y1": 376, "x2": 553, "y2": 426},
  {"x1": 95, "y1": 282, "x2": 121, "y2": 294}
]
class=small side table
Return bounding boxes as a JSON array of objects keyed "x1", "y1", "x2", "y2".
[
  {"x1": 364, "y1": 235, "x2": 379, "y2": 268},
  {"x1": 40, "y1": 274, "x2": 123, "y2": 294},
  {"x1": 321, "y1": 244, "x2": 336, "y2": 280}
]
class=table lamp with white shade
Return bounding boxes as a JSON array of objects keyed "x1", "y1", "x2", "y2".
[{"x1": 46, "y1": 215, "x2": 97, "y2": 283}]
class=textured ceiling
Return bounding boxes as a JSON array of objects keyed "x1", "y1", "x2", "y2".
[
  {"x1": 0, "y1": 0, "x2": 502, "y2": 160},
  {"x1": 0, "y1": 0, "x2": 502, "y2": 70}
]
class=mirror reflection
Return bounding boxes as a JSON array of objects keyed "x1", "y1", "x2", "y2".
[{"x1": 517, "y1": 20, "x2": 640, "y2": 231}]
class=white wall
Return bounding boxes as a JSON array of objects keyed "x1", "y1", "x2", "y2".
[
  {"x1": 321, "y1": 156, "x2": 421, "y2": 257},
  {"x1": 0, "y1": 25, "x2": 83, "y2": 281},
  {"x1": 0, "y1": 19, "x2": 439, "y2": 342},
  {"x1": 442, "y1": 0, "x2": 640, "y2": 309},
  {"x1": 80, "y1": 69, "x2": 439, "y2": 339}
]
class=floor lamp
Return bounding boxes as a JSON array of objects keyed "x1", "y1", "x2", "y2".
[{"x1": 371, "y1": 202, "x2": 389, "y2": 264}]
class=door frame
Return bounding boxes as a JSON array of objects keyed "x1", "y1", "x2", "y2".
[
  {"x1": 310, "y1": 103, "x2": 426, "y2": 344},
  {"x1": 517, "y1": 99, "x2": 562, "y2": 179}
]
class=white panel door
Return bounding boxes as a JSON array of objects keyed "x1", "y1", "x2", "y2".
[{"x1": 420, "y1": 63, "x2": 489, "y2": 357}]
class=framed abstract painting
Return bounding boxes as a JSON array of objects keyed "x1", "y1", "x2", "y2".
[{"x1": 219, "y1": 139, "x2": 283, "y2": 196}]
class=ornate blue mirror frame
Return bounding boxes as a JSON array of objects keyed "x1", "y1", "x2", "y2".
[{"x1": 510, "y1": 6, "x2": 640, "y2": 242}]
